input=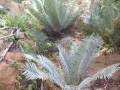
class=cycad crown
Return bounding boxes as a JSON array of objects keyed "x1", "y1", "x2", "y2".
[
  {"x1": 23, "y1": 34, "x2": 120, "y2": 90},
  {"x1": 27, "y1": 0, "x2": 84, "y2": 31}
]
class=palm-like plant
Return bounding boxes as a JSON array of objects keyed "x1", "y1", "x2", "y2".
[
  {"x1": 23, "y1": 34, "x2": 120, "y2": 90},
  {"x1": 26, "y1": 0, "x2": 87, "y2": 32},
  {"x1": 91, "y1": 0, "x2": 120, "y2": 49}
]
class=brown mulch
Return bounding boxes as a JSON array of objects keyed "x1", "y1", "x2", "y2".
[{"x1": 90, "y1": 78, "x2": 120, "y2": 90}]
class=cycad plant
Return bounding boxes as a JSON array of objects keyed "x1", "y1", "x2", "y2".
[
  {"x1": 23, "y1": 34, "x2": 120, "y2": 90},
  {"x1": 91, "y1": 0, "x2": 120, "y2": 50},
  {"x1": 26, "y1": 0, "x2": 85, "y2": 32}
]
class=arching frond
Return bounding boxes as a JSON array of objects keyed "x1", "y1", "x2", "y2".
[
  {"x1": 57, "y1": 40, "x2": 79, "y2": 84},
  {"x1": 23, "y1": 54, "x2": 65, "y2": 88},
  {"x1": 57, "y1": 45, "x2": 71, "y2": 84},
  {"x1": 23, "y1": 54, "x2": 61, "y2": 78},
  {"x1": 36, "y1": 55, "x2": 63, "y2": 82},
  {"x1": 92, "y1": 63, "x2": 120, "y2": 80},
  {"x1": 58, "y1": 34, "x2": 103, "y2": 85},
  {"x1": 23, "y1": 62, "x2": 48, "y2": 80},
  {"x1": 57, "y1": 37, "x2": 71, "y2": 46},
  {"x1": 77, "y1": 64, "x2": 120, "y2": 89},
  {"x1": 78, "y1": 77, "x2": 92, "y2": 89},
  {"x1": 77, "y1": 34, "x2": 103, "y2": 80},
  {"x1": 63, "y1": 85, "x2": 78, "y2": 90}
]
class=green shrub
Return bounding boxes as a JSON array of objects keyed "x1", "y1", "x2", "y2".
[
  {"x1": 26, "y1": 29, "x2": 53, "y2": 55},
  {"x1": 2, "y1": 14, "x2": 28, "y2": 31},
  {"x1": 30, "y1": 19, "x2": 43, "y2": 31},
  {"x1": 12, "y1": 0, "x2": 24, "y2": 3},
  {"x1": 20, "y1": 42, "x2": 37, "y2": 54}
]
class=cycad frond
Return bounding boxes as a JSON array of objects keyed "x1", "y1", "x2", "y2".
[
  {"x1": 77, "y1": 35, "x2": 103, "y2": 79},
  {"x1": 77, "y1": 63, "x2": 120, "y2": 89},
  {"x1": 78, "y1": 77, "x2": 92, "y2": 89},
  {"x1": 92, "y1": 63, "x2": 120, "y2": 80},
  {"x1": 23, "y1": 54, "x2": 65, "y2": 88},
  {"x1": 57, "y1": 45, "x2": 72, "y2": 84},
  {"x1": 23, "y1": 62, "x2": 48, "y2": 80},
  {"x1": 57, "y1": 41, "x2": 78, "y2": 84},
  {"x1": 58, "y1": 34, "x2": 103, "y2": 85}
]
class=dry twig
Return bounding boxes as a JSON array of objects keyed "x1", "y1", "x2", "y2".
[
  {"x1": 0, "y1": 28, "x2": 21, "y2": 61},
  {"x1": 0, "y1": 34, "x2": 16, "y2": 40},
  {"x1": 0, "y1": 42, "x2": 13, "y2": 61}
]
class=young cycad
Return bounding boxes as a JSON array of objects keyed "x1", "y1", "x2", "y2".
[{"x1": 23, "y1": 34, "x2": 120, "y2": 90}]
